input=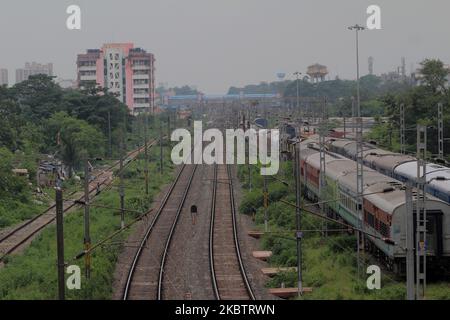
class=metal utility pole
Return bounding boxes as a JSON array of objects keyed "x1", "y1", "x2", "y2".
[
  {"x1": 144, "y1": 115, "x2": 149, "y2": 195},
  {"x1": 416, "y1": 125, "x2": 427, "y2": 299},
  {"x1": 405, "y1": 184, "x2": 415, "y2": 300},
  {"x1": 55, "y1": 187, "x2": 65, "y2": 300},
  {"x1": 343, "y1": 116, "x2": 346, "y2": 139},
  {"x1": 351, "y1": 96, "x2": 355, "y2": 134},
  {"x1": 263, "y1": 175, "x2": 269, "y2": 232},
  {"x1": 319, "y1": 98, "x2": 327, "y2": 237},
  {"x1": 159, "y1": 119, "x2": 164, "y2": 174},
  {"x1": 119, "y1": 143, "x2": 125, "y2": 229},
  {"x1": 83, "y1": 159, "x2": 91, "y2": 279},
  {"x1": 400, "y1": 104, "x2": 405, "y2": 154},
  {"x1": 294, "y1": 71, "x2": 302, "y2": 122},
  {"x1": 108, "y1": 111, "x2": 112, "y2": 157},
  {"x1": 438, "y1": 103, "x2": 444, "y2": 160},
  {"x1": 294, "y1": 137, "x2": 303, "y2": 296},
  {"x1": 348, "y1": 23, "x2": 365, "y2": 278},
  {"x1": 167, "y1": 115, "x2": 171, "y2": 149}
]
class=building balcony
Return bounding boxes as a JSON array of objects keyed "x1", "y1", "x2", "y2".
[
  {"x1": 78, "y1": 65, "x2": 97, "y2": 72},
  {"x1": 132, "y1": 65, "x2": 150, "y2": 71},
  {"x1": 80, "y1": 75, "x2": 97, "y2": 81},
  {"x1": 132, "y1": 74, "x2": 149, "y2": 80}
]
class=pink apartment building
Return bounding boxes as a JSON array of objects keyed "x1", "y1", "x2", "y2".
[{"x1": 76, "y1": 43, "x2": 155, "y2": 114}]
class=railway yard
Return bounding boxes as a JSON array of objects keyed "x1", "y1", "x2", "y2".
[{"x1": 0, "y1": 103, "x2": 449, "y2": 301}]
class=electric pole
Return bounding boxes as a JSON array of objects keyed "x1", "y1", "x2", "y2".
[
  {"x1": 83, "y1": 159, "x2": 91, "y2": 279},
  {"x1": 416, "y1": 125, "x2": 427, "y2": 299},
  {"x1": 400, "y1": 104, "x2": 405, "y2": 154},
  {"x1": 55, "y1": 187, "x2": 65, "y2": 300},
  {"x1": 349, "y1": 23, "x2": 365, "y2": 278},
  {"x1": 119, "y1": 143, "x2": 125, "y2": 229},
  {"x1": 405, "y1": 183, "x2": 415, "y2": 300},
  {"x1": 319, "y1": 98, "x2": 327, "y2": 237},
  {"x1": 160, "y1": 119, "x2": 164, "y2": 174},
  {"x1": 294, "y1": 136, "x2": 303, "y2": 297},
  {"x1": 108, "y1": 111, "x2": 112, "y2": 157},
  {"x1": 144, "y1": 114, "x2": 149, "y2": 195},
  {"x1": 438, "y1": 102, "x2": 444, "y2": 160}
]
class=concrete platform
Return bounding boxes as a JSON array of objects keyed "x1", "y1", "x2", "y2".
[
  {"x1": 261, "y1": 267, "x2": 297, "y2": 277},
  {"x1": 269, "y1": 287, "x2": 313, "y2": 298},
  {"x1": 252, "y1": 251, "x2": 272, "y2": 261},
  {"x1": 248, "y1": 230, "x2": 264, "y2": 238}
]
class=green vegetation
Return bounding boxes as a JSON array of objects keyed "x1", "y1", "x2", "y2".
[
  {"x1": 237, "y1": 161, "x2": 450, "y2": 300},
  {"x1": 0, "y1": 75, "x2": 179, "y2": 228},
  {"x1": 0, "y1": 144, "x2": 175, "y2": 299},
  {"x1": 366, "y1": 59, "x2": 450, "y2": 160}
]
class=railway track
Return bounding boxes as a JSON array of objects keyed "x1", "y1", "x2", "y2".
[
  {"x1": 122, "y1": 164, "x2": 197, "y2": 300},
  {"x1": 0, "y1": 140, "x2": 156, "y2": 263},
  {"x1": 209, "y1": 164, "x2": 255, "y2": 300}
]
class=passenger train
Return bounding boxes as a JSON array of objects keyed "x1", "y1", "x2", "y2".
[
  {"x1": 297, "y1": 137, "x2": 450, "y2": 273},
  {"x1": 324, "y1": 138, "x2": 450, "y2": 204}
]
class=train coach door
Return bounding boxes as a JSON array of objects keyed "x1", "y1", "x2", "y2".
[{"x1": 414, "y1": 210, "x2": 443, "y2": 256}]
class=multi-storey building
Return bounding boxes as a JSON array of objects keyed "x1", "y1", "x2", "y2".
[
  {"x1": 0, "y1": 69, "x2": 8, "y2": 86},
  {"x1": 15, "y1": 62, "x2": 53, "y2": 83},
  {"x1": 76, "y1": 43, "x2": 155, "y2": 114}
]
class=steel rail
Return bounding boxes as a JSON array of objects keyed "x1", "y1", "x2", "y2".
[
  {"x1": 122, "y1": 164, "x2": 187, "y2": 300},
  {"x1": 157, "y1": 165, "x2": 197, "y2": 300}
]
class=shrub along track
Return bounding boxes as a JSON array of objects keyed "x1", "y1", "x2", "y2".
[{"x1": 0, "y1": 141, "x2": 157, "y2": 264}]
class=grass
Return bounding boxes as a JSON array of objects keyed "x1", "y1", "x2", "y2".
[{"x1": 0, "y1": 145, "x2": 175, "y2": 300}]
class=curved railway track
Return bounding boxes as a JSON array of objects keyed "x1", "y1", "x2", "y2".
[
  {"x1": 0, "y1": 141, "x2": 156, "y2": 262},
  {"x1": 209, "y1": 164, "x2": 255, "y2": 300},
  {"x1": 122, "y1": 164, "x2": 197, "y2": 300}
]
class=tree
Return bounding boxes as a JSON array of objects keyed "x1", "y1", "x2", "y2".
[
  {"x1": 47, "y1": 112, "x2": 105, "y2": 176},
  {"x1": 11, "y1": 74, "x2": 64, "y2": 121},
  {"x1": 419, "y1": 59, "x2": 449, "y2": 94}
]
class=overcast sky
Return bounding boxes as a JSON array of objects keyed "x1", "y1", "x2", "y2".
[{"x1": 0, "y1": 0, "x2": 449, "y2": 93}]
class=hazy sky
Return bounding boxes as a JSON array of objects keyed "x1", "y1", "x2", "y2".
[{"x1": 1, "y1": 0, "x2": 449, "y2": 93}]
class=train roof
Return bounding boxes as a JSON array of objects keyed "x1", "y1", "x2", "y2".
[
  {"x1": 328, "y1": 139, "x2": 353, "y2": 149},
  {"x1": 343, "y1": 141, "x2": 376, "y2": 156},
  {"x1": 364, "y1": 182, "x2": 448, "y2": 214},
  {"x1": 365, "y1": 153, "x2": 416, "y2": 171},
  {"x1": 395, "y1": 161, "x2": 450, "y2": 194}
]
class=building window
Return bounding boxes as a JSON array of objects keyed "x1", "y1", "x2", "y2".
[{"x1": 133, "y1": 79, "x2": 149, "y2": 85}]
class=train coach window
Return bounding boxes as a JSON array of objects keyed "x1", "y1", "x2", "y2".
[
  {"x1": 426, "y1": 219, "x2": 435, "y2": 234},
  {"x1": 379, "y1": 222, "x2": 389, "y2": 238}
]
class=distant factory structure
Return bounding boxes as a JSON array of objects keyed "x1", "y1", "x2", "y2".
[{"x1": 306, "y1": 63, "x2": 328, "y2": 83}]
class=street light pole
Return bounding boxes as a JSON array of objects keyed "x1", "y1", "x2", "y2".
[
  {"x1": 294, "y1": 72, "x2": 302, "y2": 123},
  {"x1": 348, "y1": 23, "x2": 365, "y2": 278}
]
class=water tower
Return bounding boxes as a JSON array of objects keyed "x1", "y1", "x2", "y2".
[
  {"x1": 306, "y1": 64, "x2": 328, "y2": 83},
  {"x1": 276, "y1": 72, "x2": 286, "y2": 81}
]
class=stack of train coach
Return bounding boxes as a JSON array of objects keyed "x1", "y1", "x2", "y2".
[{"x1": 296, "y1": 136, "x2": 450, "y2": 273}]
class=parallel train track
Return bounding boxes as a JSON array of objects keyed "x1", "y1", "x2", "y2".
[
  {"x1": 122, "y1": 164, "x2": 197, "y2": 300},
  {"x1": 209, "y1": 164, "x2": 255, "y2": 300},
  {"x1": 0, "y1": 140, "x2": 156, "y2": 263}
]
